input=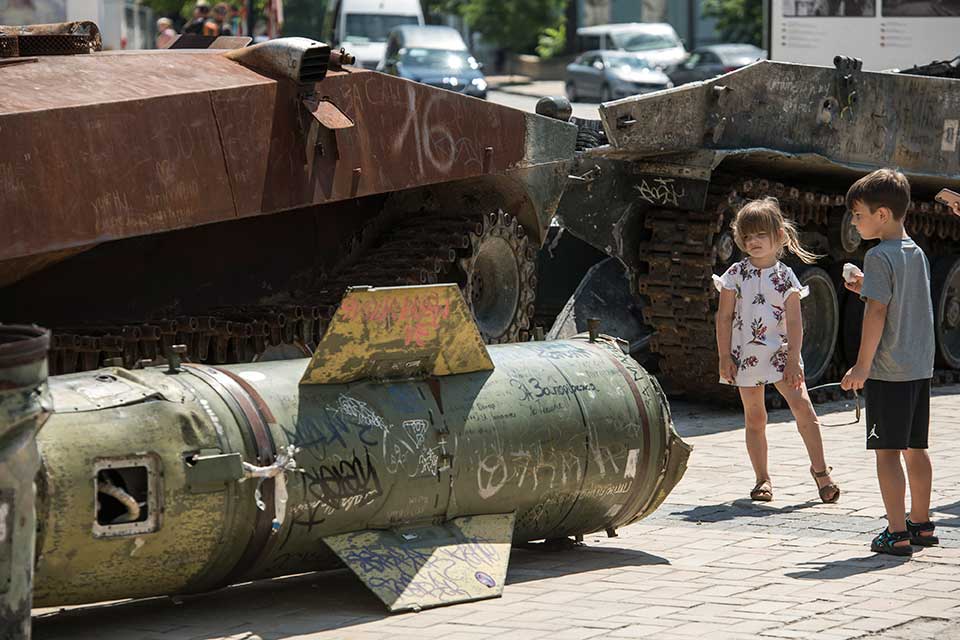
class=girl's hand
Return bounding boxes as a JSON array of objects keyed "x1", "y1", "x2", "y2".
[
  {"x1": 784, "y1": 359, "x2": 804, "y2": 390},
  {"x1": 951, "y1": 201, "x2": 960, "y2": 218},
  {"x1": 844, "y1": 274, "x2": 863, "y2": 294},
  {"x1": 719, "y1": 354, "x2": 737, "y2": 383}
]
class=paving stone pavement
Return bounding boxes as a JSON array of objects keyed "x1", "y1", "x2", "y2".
[{"x1": 32, "y1": 387, "x2": 960, "y2": 640}]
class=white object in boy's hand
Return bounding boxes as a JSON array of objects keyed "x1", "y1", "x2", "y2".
[{"x1": 842, "y1": 263, "x2": 864, "y2": 284}]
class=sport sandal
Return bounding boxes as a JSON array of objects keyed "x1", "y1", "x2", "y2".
[
  {"x1": 750, "y1": 479, "x2": 773, "y2": 502},
  {"x1": 871, "y1": 528, "x2": 913, "y2": 556},
  {"x1": 810, "y1": 466, "x2": 840, "y2": 504},
  {"x1": 906, "y1": 519, "x2": 939, "y2": 547}
]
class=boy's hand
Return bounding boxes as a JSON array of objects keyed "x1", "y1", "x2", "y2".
[
  {"x1": 844, "y1": 274, "x2": 863, "y2": 294},
  {"x1": 841, "y1": 364, "x2": 868, "y2": 391},
  {"x1": 719, "y1": 354, "x2": 737, "y2": 383},
  {"x1": 950, "y1": 201, "x2": 960, "y2": 217},
  {"x1": 784, "y1": 359, "x2": 804, "y2": 390}
]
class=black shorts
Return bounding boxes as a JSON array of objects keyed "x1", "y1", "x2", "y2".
[{"x1": 863, "y1": 378, "x2": 930, "y2": 450}]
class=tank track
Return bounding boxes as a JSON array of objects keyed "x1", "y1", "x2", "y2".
[
  {"x1": 47, "y1": 210, "x2": 536, "y2": 375},
  {"x1": 637, "y1": 174, "x2": 960, "y2": 405}
]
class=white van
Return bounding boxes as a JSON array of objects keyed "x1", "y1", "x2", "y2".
[
  {"x1": 322, "y1": 0, "x2": 424, "y2": 69},
  {"x1": 576, "y1": 23, "x2": 687, "y2": 69}
]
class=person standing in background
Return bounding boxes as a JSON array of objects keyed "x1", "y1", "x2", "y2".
[{"x1": 155, "y1": 17, "x2": 177, "y2": 48}]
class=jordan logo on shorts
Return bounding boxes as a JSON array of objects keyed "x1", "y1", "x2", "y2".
[{"x1": 868, "y1": 424, "x2": 880, "y2": 440}]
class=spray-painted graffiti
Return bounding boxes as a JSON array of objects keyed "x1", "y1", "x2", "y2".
[
  {"x1": 338, "y1": 286, "x2": 453, "y2": 348},
  {"x1": 342, "y1": 537, "x2": 500, "y2": 601},
  {"x1": 509, "y1": 376, "x2": 597, "y2": 402},
  {"x1": 635, "y1": 177, "x2": 686, "y2": 207},
  {"x1": 475, "y1": 439, "x2": 584, "y2": 500}
]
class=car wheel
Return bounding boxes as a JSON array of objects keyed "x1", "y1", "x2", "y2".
[
  {"x1": 565, "y1": 81, "x2": 577, "y2": 102},
  {"x1": 601, "y1": 83, "x2": 613, "y2": 102}
]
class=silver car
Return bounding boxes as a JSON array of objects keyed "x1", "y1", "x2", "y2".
[{"x1": 565, "y1": 51, "x2": 673, "y2": 103}]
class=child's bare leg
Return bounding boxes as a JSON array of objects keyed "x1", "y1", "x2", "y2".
[
  {"x1": 773, "y1": 380, "x2": 835, "y2": 490},
  {"x1": 739, "y1": 386, "x2": 769, "y2": 483},
  {"x1": 875, "y1": 449, "x2": 909, "y2": 545},
  {"x1": 903, "y1": 448, "x2": 933, "y2": 527}
]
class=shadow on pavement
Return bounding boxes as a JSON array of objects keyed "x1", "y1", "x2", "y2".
[
  {"x1": 668, "y1": 499, "x2": 821, "y2": 524},
  {"x1": 33, "y1": 546, "x2": 668, "y2": 640},
  {"x1": 785, "y1": 554, "x2": 911, "y2": 580}
]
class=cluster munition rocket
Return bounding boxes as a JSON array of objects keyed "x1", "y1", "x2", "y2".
[{"x1": 3, "y1": 284, "x2": 690, "y2": 629}]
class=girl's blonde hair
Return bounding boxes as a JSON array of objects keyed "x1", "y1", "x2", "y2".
[{"x1": 731, "y1": 197, "x2": 820, "y2": 264}]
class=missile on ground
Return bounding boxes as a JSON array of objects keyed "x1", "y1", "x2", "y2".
[{"x1": 26, "y1": 285, "x2": 690, "y2": 614}]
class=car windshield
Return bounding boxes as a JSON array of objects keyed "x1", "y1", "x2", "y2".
[
  {"x1": 401, "y1": 48, "x2": 478, "y2": 70},
  {"x1": 344, "y1": 14, "x2": 420, "y2": 43},
  {"x1": 616, "y1": 31, "x2": 680, "y2": 51},
  {"x1": 605, "y1": 54, "x2": 653, "y2": 71}
]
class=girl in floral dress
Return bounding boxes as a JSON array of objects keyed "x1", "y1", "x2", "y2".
[{"x1": 714, "y1": 198, "x2": 840, "y2": 504}]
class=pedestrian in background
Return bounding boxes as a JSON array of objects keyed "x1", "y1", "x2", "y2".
[
  {"x1": 841, "y1": 168, "x2": 938, "y2": 556},
  {"x1": 212, "y1": 3, "x2": 233, "y2": 36},
  {"x1": 155, "y1": 17, "x2": 177, "y2": 49},
  {"x1": 183, "y1": 0, "x2": 215, "y2": 35},
  {"x1": 715, "y1": 198, "x2": 840, "y2": 504}
]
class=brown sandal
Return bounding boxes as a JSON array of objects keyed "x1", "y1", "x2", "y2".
[
  {"x1": 750, "y1": 479, "x2": 773, "y2": 502},
  {"x1": 811, "y1": 466, "x2": 840, "y2": 503}
]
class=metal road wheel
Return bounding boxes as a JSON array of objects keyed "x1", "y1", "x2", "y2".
[
  {"x1": 798, "y1": 266, "x2": 839, "y2": 385},
  {"x1": 932, "y1": 256, "x2": 960, "y2": 369},
  {"x1": 457, "y1": 211, "x2": 536, "y2": 344}
]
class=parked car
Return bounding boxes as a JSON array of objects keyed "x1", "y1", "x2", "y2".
[
  {"x1": 565, "y1": 50, "x2": 673, "y2": 102},
  {"x1": 667, "y1": 44, "x2": 766, "y2": 85},
  {"x1": 379, "y1": 25, "x2": 487, "y2": 99},
  {"x1": 576, "y1": 23, "x2": 687, "y2": 70}
]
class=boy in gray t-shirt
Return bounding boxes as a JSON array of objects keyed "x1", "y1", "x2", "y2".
[{"x1": 841, "y1": 168, "x2": 938, "y2": 557}]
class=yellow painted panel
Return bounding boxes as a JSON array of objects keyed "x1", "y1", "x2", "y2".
[{"x1": 301, "y1": 284, "x2": 494, "y2": 385}]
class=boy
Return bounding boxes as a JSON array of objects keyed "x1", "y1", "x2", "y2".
[{"x1": 841, "y1": 168, "x2": 938, "y2": 556}]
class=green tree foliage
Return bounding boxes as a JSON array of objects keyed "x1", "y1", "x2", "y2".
[
  {"x1": 535, "y1": 23, "x2": 565, "y2": 59},
  {"x1": 701, "y1": 0, "x2": 763, "y2": 46},
  {"x1": 427, "y1": 0, "x2": 564, "y2": 54}
]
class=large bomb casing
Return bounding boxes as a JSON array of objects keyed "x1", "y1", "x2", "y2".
[{"x1": 32, "y1": 285, "x2": 690, "y2": 612}]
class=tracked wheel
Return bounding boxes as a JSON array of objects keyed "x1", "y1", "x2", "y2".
[
  {"x1": 456, "y1": 211, "x2": 537, "y2": 344},
  {"x1": 797, "y1": 266, "x2": 839, "y2": 385},
  {"x1": 932, "y1": 256, "x2": 960, "y2": 369}
]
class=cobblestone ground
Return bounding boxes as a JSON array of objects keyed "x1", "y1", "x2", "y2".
[{"x1": 33, "y1": 387, "x2": 960, "y2": 639}]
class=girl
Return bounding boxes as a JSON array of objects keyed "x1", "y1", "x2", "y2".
[{"x1": 714, "y1": 198, "x2": 840, "y2": 504}]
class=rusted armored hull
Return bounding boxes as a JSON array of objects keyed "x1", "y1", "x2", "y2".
[
  {"x1": 0, "y1": 34, "x2": 577, "y2": 365},
  {"x1": 1, "y1": 49, "x2": 569, "y2": 280}
]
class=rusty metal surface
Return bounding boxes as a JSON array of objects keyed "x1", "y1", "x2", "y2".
[{"x1": 0, "y1": 48, "x2": 570, "y2": 266}]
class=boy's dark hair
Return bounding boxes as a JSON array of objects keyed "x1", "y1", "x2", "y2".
[{"x1": 845, "y1": 168, "x2": 911, "y2": 220}]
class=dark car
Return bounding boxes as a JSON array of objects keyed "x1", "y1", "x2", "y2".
[
  {"x1": 379, "y1": 24, "x2": 487, "y2": 99},
  {"x1": 565, "y1": 50, "x2": 672, "y2": 103},
  {"x1": 667, "y1": 44, "x2": 766, "y2": 86}
]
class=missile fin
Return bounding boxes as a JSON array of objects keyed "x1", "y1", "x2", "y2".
[
  {"x1": 322, "y1": 512, "x2": 515, "y2": 612},
  {"x1": 301, "y1": 284, "x2": 494, "y2": 385}
]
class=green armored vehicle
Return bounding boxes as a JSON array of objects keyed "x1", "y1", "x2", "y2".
[{"x1": 552, "y1": 57, "x2": 960, "y2": 402}]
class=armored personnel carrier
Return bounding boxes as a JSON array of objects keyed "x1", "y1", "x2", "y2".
[
  {"x1": 553, "y1": 57, "x2": 960, "y2": 402},
  {"x1": 0, "y1": 22, "x2": 576, "y2": 374}
]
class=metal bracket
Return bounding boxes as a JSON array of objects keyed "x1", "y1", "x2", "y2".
[{"x1": 184, "y1": 449, "x2": 244, "y2": 493}]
